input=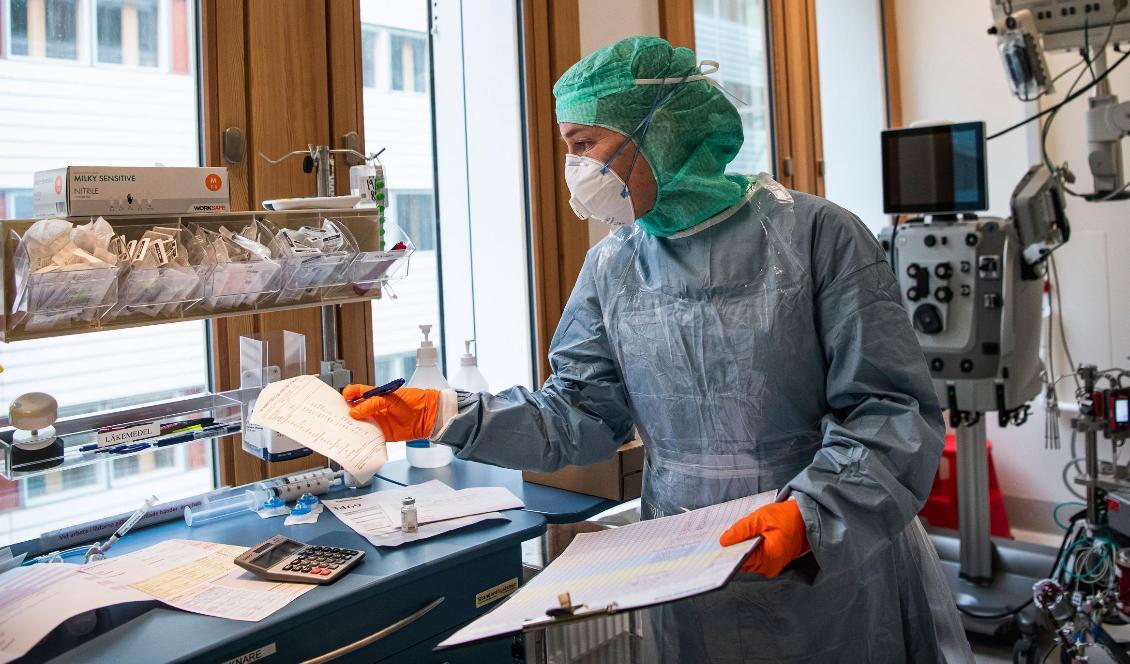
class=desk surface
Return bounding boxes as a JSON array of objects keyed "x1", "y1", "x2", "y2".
[
  {"x1": 376, "y1": 458, "x2": 619, "y2": 524},
  {"x1": 32, "y1": 477, "x2": 546, "y2": 663}
]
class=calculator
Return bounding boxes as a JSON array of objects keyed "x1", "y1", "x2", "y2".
[{"x1": 234, "y1": 535, "x2": 364, "y2": 584}]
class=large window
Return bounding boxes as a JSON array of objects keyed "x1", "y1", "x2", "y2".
[
  {"x1": 0, "y1": 0, "x2": 210, "y2": 548},
  {"x1": 694, "y1": 0, "x2": 772, "y2": 175},
  {"x1": 360, "y1": 1, "x2": 534, "y2": 463}
]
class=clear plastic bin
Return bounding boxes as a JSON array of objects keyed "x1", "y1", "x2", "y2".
[
  {"x1": 107, "y1": 225, "x2": 214, "y2": 320},
  {"x1": 192, "y1": 219, "x2": 283, "y2": 311},
  {"x1": 9, "y1": 228, "x2": 120, "y2": 333},
  {"x1": 268, "y1": 218, "x2": 359, "y2": 305},
  {"x1": 351, "y1": 248, "x2": 411, "y2": 287},
  {"x1": 203, "y1": 260, "x2": 282, "y2": 310}
]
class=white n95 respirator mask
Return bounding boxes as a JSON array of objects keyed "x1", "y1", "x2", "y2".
[{"x1": 564, "y1": 154, "x2": 636, "y2": 226}]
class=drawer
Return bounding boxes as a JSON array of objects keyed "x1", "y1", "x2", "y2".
[
  {"x1": 207, "y1": 544, "x2": 524, "y2": 663},
  {"x1": 376, "y1": 625, "x2": 516, "y2": 663}
]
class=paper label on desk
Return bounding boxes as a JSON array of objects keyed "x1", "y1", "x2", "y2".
[
  {"x1": 437, "y1": 491, "x2": 775, "y2": 650},
  {"x1": 249, "y1": 375, "x2": 387, "y2": 484}
]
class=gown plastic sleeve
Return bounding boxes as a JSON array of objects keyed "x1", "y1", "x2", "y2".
[
  {"x1": 785, "y1": 203, "x2": 946, "y2": 577},
  {"x1": 434, "y1": 259, "x2": 635, "y2": 471}
]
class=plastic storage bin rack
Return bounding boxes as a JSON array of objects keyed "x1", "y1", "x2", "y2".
[
  {"x1": 0, "y1": 210, "x2": 400, "y2": 342},
  {"x1": 0, "y1": 392, "x2": 243, "y2": 481},
  {"x1": 105, "y1": 225, "x2": 215, "y2": 321},
  {"x1": 7, "y1": 229, "x2": 120, "y2": 334}
]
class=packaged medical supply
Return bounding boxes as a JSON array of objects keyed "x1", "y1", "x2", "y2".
[
  {"x1": 109, "y1": 224, "x2": 214, "y2": 319},
  {"x1": 33, "y1": 166, "x2": 230, "y2": 217},
  {"x1": 192, "y1": 220, "x2": 281, "y2": 310},
  {"x1": 11, "y1": 217, "x2": 121, "y2": 331},
  {"x1": 267, "y1": 217, "x2": 357, "y2": 304}
]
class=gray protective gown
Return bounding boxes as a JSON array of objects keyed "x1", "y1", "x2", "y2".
[{"x1": 436, "y1": 175, "x2": 950, "y2": 662}]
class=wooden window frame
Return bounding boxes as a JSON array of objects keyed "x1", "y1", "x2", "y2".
[
  {"x1": 523, "y1": 0, "x2": 827, "y2": 382},
  {"x1": 201, "y1": 0, "x2": 373, "y2": 486}
]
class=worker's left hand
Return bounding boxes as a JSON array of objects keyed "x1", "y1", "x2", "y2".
[{"x1": 719, "y1": 500, "x2": 810, "y2": 578}]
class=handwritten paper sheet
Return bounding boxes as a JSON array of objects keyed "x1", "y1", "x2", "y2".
[
  {"x1": 438, "y1": 491, "x2": 775, "y2": 649},
  {"x1": 249, "y1": 375, "x2": 387, "y2": 484},
  {"x1": 0, "y1": 564, "x2": 149, "y2": 663}
]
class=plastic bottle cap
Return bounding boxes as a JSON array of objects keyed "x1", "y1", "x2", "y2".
[
  {"x1": 460, "y1": 339, "x2": 477, "y2": 367},
  {"x1": 290, "y1": 503, "x2": 312, "y2": 516},
  {"x1": 417, "y1": 324, "x2": 439, "y2": 366}
]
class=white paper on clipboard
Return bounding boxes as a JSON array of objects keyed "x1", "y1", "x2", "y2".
[
  {"x1": 249, "y1": 375, "x2": 387, "y2": 484},
  {"x1": 437, "y1": 491, "x2": 775, "y2": 650}
]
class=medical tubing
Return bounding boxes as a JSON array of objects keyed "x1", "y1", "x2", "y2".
[
  {"x1": 987, "y1": 49, "x2": 1130, "y2": 141},
  {"x1": 955, "y1": 508, "x2": 1086, "y2": 620}
]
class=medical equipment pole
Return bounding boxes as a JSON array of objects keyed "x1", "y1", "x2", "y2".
[
  {"x1": 1080, "y1": 365, "x2": 1103, "y2": 525},
  {"x1": 956, "y1": 418, "x2": 993, "y2": 581}
]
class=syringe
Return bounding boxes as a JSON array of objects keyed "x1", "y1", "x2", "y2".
[{"x1": 84, "y1": 494, "x2": 159, "y2": 562}]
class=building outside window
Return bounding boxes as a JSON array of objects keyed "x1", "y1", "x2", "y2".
[
  {"x1": 394, "y1": 191, "x2": 435, "y2": 251},
  {"x1": 390, "y1": 32, "x2": 426, "y2": 92},
  {"x1": 96, "y1": 0, "x2": 160, "y2": 67},
  {"x1": 361, "y1": 25, "x2": 380, "y2": 88},
  {"x1": 8, "y1": 0, "x2": 80, "y2": 60}
]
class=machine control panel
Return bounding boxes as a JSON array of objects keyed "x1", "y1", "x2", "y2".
[{"x1": 879, "y1": 217, "x2": 1044, "y2": 416}]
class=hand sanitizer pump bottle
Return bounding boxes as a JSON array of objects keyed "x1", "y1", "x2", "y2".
[
  {"x1": 450, "y1": 340, "x2": 489, "y2": 393},
  {"x1": 405, "y1": 325, "x2": 454, "y2": 468}
]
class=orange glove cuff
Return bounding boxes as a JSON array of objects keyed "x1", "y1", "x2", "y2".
[{"x1": 719, "y1": 499, "x2": 810, "y2": 578}]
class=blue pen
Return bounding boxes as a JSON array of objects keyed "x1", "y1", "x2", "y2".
[
  {"x1": 108, "y1": 443, "x2": 153, "y2": 455},
  {"x1": 348, "y1": 378, "x2": 405, "y2": 404}
]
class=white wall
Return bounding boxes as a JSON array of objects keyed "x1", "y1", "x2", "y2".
[
  {"x1": 896, "y1": 0, "x2": 1130, "y2": 538},
  {"x1": 814, "y1": 0, "x2": 886, "y2": 231},
  {"x1": 578, "y1": 0, "x2": 660, "y2": 248}
]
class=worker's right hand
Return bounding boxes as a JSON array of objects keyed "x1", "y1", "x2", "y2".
[{"x1": 343, "y1": 384, "x2": 441, "y2": 442}]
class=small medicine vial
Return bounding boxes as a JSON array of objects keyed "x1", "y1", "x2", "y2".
[{"x1": 401, "y1": 496, "x2": 418, "y2": 533}]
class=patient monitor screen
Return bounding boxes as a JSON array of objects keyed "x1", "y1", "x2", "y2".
[{"x1": 882, "y1": 122, "x2": 987, "y2": 214}]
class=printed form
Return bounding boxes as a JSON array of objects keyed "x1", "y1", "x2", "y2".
[
  {"x1": 0, "y1": 563, "x2": 150, "y2": 664},
  {"x1": 322, "y1": 479, "x2": 523, "y2": 547},
  {"x1": 438, "y1": 491, "x2": 775, "y2": 649},
  {"x1": 249, "y1": 374, "x2": 387, "y2": 484},
  {"x1": 79, "y1": 539, "x2": 315, "y2": 621}
]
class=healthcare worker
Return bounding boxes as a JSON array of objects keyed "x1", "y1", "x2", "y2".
[{"x1": 346, "y1": 36, "x2": 970, "y2": 663}]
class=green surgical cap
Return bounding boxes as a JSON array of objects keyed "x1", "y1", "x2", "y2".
[{"x1": 553, "y1": 36, "x2": 749, "y2": 237}]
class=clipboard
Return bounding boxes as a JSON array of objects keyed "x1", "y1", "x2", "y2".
[{"x1": 434, "y1": 492, "x2": 775, "y2": 652}]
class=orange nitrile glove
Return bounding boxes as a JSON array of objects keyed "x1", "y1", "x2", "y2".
[
  {"x1": 718, "y1": 500, "x2": 811, "y2": 578},
  {"x1": 343, "y1": 384, "x2": 441, "y2": 442}
]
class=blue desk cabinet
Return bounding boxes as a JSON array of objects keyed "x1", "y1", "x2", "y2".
[{"x1": 18, "y1": 478, "x2": 545, "y2": 663}]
